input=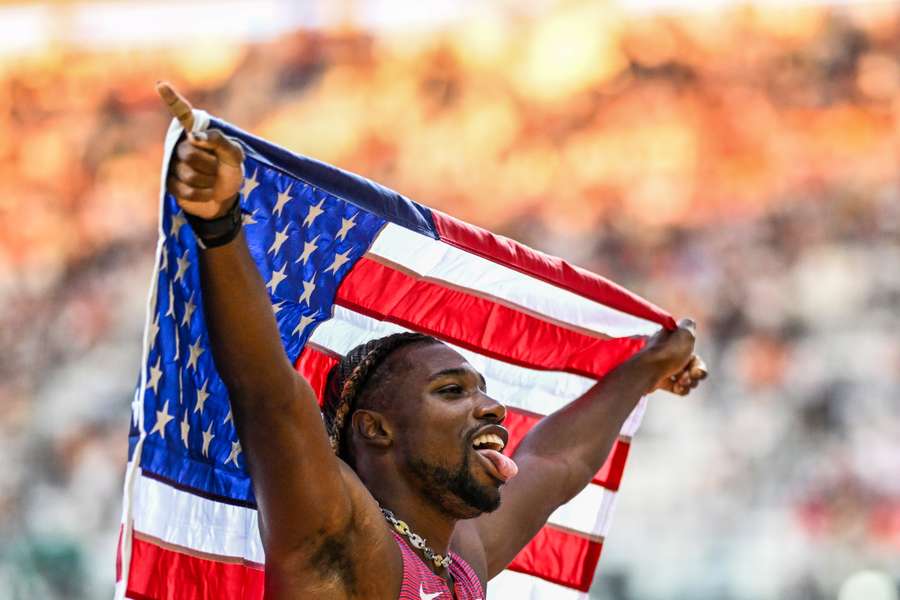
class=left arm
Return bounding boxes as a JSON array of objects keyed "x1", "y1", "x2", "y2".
[{"x1": 473, "y1": 320, "x2": 706, "y2": 577}]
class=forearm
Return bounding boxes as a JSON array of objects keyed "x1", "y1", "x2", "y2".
[
  {"x1": 514, "y1": 354, "x2": 661, "y2": 501},
  {"x1": 199, "y1": 230, "x2": 296, "y2": 397}
]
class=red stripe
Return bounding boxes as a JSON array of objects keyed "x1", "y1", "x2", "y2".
[
  {"x1": 431, "y1": 210, "x2": 677, "y2": 331},
  {"x1": 507, "y1": 525, "x2": 603, "y2": 592},
  {"x1": 126, "y1": 535, "x2": 264, "y2": 600},
  {"x1": 335, "y1": 257, "x2": 647, "y2": 380},
  {"x1": 504, "y1": 408, "x2": 630, "y2": 491},
  {"x1": 294, "y1": 346, "x2": 339, "y2": 406}
]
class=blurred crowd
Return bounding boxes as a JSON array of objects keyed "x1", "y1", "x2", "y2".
[{"x1": 1, "y1": 1, "x2": 898, "y2": 598}]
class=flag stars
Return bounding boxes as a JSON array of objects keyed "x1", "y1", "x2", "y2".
[
  {"x1": 302, "y1": 199, "x2": 325, "y2": 228},
  {"x1": 241, "y1": 169, "x2": 260, "y2": 200},
  {"x1": 292, "y1": 313, "x2": 317, "y2": 338},
  {"x1": 242, "y1": 209, "x2": 258, "y2": 225},
  {"x1": 150, "y1": 400, "x2": 175, "y2": 439},
  {"x1": 224, "y1": 408, "x2": 233, "y2": 425},
  {"x1": 325, "y1": 248, "x2": 352, "y2": 274},
  {"x1": 174, "y1": 250, "x2": 191, "y2": 283},
  {"x1": 181, "y1": 293, "x2": 196, "y2": 328},
  {"x1": 187, "y1": 338, "x2": 205, "y2": 372},
  {"x1": 148, "y1": 356, "x2": 163, "y2": 395},
  {"x1": 165, "y1": 283, "x2": 176, "y2": 319},
  {"x1": 272, "y1": 301, "x2": 285, "y2": 315},
  {"x1": 335, "y1": 213, "x2": 357, "y2": 242},
  {"x1": 272, "y1": 184, "x2": 293, "y2": 218},
  {"x1": 297, "y1": 235, "x2": 319, "y2": 265},
  {"x1": 225, "y1": 440, "x2": 242, "y2": 467},
  {"x1": 298, "y1": 273, "x2": 316, "y2": 306},
  {"x1": 267, "y1": 263, "x2": 288, "y2": 294},
  {"x1": 194, "y1": 379, "x2": 210, "y2": 414},
  {"x1": 180, "y1": 413, "x2": 190, "y2": 448},
  {"x1": 149, "y1": 315, "x2": 160, "y2": 347},
  {"x1": 170, "y1": 211, "x2": 187, "y2": 238},
  {"x1": 268, "y1": 224, "x2": 290, "y2": 257},
  {"x1": 201, "y1": 422, "x2": 216, "y2": 457}
]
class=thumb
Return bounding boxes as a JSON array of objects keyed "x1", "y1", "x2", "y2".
[
  {"x1": 156, "y1": 81, "x2": 194, "y2": 132},
  {"x1": 190, "y1": 129, "x2": 244, "y2": 168},
  {"x1": 677, "y1": 318, "x2": 696, "y2": 336}
]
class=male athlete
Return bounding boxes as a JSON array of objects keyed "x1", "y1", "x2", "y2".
[{"x1": 157, "y1": 82, "x2": 708, "y2": 599}]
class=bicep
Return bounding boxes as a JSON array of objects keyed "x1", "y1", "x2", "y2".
[
  {"x1": 473, "y1": 451, "x2": 574, "y2": 579},
  {"x1": 231, "y1": 370, "x2": 355, "y2": 556}
]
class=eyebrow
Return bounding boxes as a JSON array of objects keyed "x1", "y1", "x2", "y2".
[{"x1": 427, "y1": 368, "x2": 487, "y2": 390}]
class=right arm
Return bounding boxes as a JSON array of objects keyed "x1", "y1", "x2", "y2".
[{"x1": 157, "y1": 83, "x2": 362, "y2": 573}]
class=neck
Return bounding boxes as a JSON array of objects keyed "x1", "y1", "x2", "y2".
[{"x1": 361, "y1": 467, "x2": 459, "y2": 572}]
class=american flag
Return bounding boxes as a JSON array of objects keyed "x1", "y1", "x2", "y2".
[{"x1": 116, "y1": 110, "x2": 676, "y2": 599}]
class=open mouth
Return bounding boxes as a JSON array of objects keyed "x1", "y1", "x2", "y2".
[
  {"x1": 469, "y1": 428, "x2": 517, "y2": 482},
  {"x1": 471, "y1": 432, "x2": 505, "y2": 453}
]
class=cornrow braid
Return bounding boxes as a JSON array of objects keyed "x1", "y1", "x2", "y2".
[{"x1": 322, "y1": 332, "x2": 438, "y2": 459}]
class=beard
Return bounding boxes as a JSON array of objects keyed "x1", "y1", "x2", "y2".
[{"x1": 407, "y1": 447, "x2": 501, "y2": 519}]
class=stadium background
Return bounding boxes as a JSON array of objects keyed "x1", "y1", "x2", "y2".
[{"x1": 1, "y1": 0, "x2": 898, "y2": 598}]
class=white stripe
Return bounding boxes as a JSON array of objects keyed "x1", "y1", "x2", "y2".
[
  {"x1": 132, "y1": 472, "x2": 265, "y2": 563},
  {"x1": 488, "y1": 570, "x2": 590, "y2": 600},
  {"x1": 369, "y1": 223, "x2": 661, "y2": 338},
  {"x1": 130, "y1": 469, "x2": 610, "y2": 562},
  {"x1": 547, "y1": 483, "x2": 618, "y2": 537}
]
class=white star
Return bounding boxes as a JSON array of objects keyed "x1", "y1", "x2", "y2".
[
  {"x1": 272, "y1": 301, "x2": 285, "y2": 314},
  {"x1": 419, "y1": 585, "x2": 441, "y2": 600},
  {"x1": 150, "y1": 400, "x2": 175, "y2": 439},
  {"x1": 296, "y1": 234, "x2": 319, "y2": 265},
  {"x1": 267, "y1": 224, "x2": 290, "y2": 257},
  {"x1": 194, "y1": 379, "x2": 210, "y2": 414},
  {"x1": 242, "y1": 209, "x2": 258, "y2": 225},
  {"x1": 180, "y1": 413, "x2": 190, "y2": 447},
  {"x1": 325, "y1": 248, "x2": 352, "y2": 274},
  {"x1": 187, "y1": 337, "x2": 204, "y2": 372},
  {"x1": 292, "y1": 313, "x2": 317, "y2": 337},
  {"x1": 148, "y1": 356, "x2": 163, "y2": 395},
  {"x1": 174, "y1": 250, "x2": 190, "y2": 283},
  {"x1": 298, "y1": 273, "x2": 316, "y2": 306},
  {"x1": 335, "y1": 213, "x2": 357, "y2": 242},
  {"x1": 225, "y1": 440, "x2": 242, "y2": 467},
  {"x1": 181, "y1": 293, "x2": 196, "y2": 328},
  {"x1": 165, "y1": 282, "x2": 176, "y2": 318},
  {"x1": 160, "y1": 248, "x2": 168, "y2": 273},
  {"x1": 272, "y1": 184, "x2": 293, "y2": 218},
  {"x1": 170, "y1": 211, "x2": 187, "y2": 238},
  {"x1": 224, "y1": 408, "x2": 233, "y2": 425},
  {"x1": 302, "y1": 199, "x2": 325, "y2": 228},
  {"x1": 149, "y1": 315, "x2": 160, "y2": 347},
  {"x1": 267, "y1": 263, "x2": 288, "y2": 294},
  {"x1": 201, "y1": 422, "x2": 215, "y2": 457},
  {"x1": 241, "y1": 169, "x2": 260, "y2": 200}
]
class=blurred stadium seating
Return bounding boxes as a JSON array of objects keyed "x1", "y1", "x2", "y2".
[{"x1": 0, "y1": 1, "x2": 898, "y2": 598}]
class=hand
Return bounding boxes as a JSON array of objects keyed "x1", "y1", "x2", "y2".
[
  {"x1": 637, "y1": 319, "x2": 709, "y2": 396},
  {"x1": 157, "y1": 81, "x2": 245, "y2": 220}
]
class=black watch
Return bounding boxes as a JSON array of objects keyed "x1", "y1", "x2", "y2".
[{"x1": 184, "y1": 195, "x2": 243, "y2": 248}]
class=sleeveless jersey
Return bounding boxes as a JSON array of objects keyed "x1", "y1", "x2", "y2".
[{"x1": 392, "y1": 530, "x2": 485, "y2": 600}]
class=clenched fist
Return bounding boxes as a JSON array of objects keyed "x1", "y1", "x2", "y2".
[
  {"x1": 157, "y1": 81, "x2": 245, "y2": 220},
  {"x1": 638, "y1": 318, "x2": 709, "y2": 396}
]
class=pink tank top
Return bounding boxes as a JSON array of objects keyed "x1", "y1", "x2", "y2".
[{"x1": 392, "y1": 531, "x2": 485, "y2": 600}]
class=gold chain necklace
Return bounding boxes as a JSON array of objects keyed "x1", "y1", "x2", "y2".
[{"x1": 381, "y1": 508, "x2": 452, "y2": 569}]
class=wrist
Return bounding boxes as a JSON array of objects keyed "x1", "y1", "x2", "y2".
[{"x1": 184, "y1": 194, "x2": 243, "y2": 249}]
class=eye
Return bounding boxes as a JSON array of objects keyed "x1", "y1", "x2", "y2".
[{"x1": 438, "y1": 384, "x2": 465, "y2": 395}]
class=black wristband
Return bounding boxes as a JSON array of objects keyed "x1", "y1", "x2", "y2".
[{"x1": 184, "y1": 195, "x2": 243, "y2": 249}]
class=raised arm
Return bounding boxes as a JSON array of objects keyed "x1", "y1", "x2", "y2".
[
  {"x1": 157, "y1": 84, "x2": 355, "y2": 563},
  {"x1": 473, "y1": 320, "x2": 707, "y2": 577}
]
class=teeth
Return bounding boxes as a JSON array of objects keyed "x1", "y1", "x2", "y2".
[{"x1": 472, "y1": 433, "x2": 505, "y2": 451}]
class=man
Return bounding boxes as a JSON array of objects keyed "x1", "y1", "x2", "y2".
[{"x1": 157, "y1": 82, "x2": 707, "y2": 600}]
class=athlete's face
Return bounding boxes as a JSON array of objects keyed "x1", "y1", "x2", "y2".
[{"x1": 387, "y1": 343, "x2": 511, "y2": 519}]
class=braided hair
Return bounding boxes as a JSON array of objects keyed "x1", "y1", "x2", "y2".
[{"x1": 322, "y1": 332, "x2": 439, "y2": 462}]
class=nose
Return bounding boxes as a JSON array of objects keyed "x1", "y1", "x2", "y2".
[{"x1": 474, "y1": 393, "x2": 506, "y2": 423}]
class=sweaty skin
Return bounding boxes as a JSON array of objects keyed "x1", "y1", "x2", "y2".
[{"x1": 157, "y1": 82, "x2": 708, "y2": 599}]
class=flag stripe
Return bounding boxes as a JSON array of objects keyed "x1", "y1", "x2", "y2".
[
  {"x1": 430, "y1": 210, "x2": 677, "y2": 331},
  {"x1": 127, "y1": 534, "x2": 264, "y2": 600},
  {"x1": 369, "y1": 223, "x2": 661, "y2": 338},
  {"x1": 506, "y1": 525, "x2": 603, "y2": 592},
  {"x1": 487, "y1": 570, "x2": 590, "y2": 600},
  {"x1": 335, "y1": 257, "x2": 647, "y2": 380}
]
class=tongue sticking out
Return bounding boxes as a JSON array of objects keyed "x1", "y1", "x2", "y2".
[{"x1": 478, "y1": 449, "x2": 519, "y2": 482}]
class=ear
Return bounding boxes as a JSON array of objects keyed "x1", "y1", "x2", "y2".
[{"x1": 350, "y1": 409, "x2": 392, "y2": 449}]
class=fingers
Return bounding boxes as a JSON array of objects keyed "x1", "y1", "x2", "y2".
[
  {"x1": 166, "y1": 175, "x2": 214, "y2": 203},
  {"x1": 176, "y1": 139, "x2": 218, "y2": 175},
  {"x1": 688, "y1": 356, "x2": 708, "y2": 381},
  {"x1": 173, "y1": 161, "x2": 216, "y2": 189},
  {"x1": 189, "y1": 129, "x2": 244, "y2": 168},
  {"x1": 157, "y1": 81, "x2": 194, "y2": 132}
]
